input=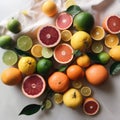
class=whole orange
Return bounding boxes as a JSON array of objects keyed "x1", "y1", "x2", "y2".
[
  {"x1": 66, "y1": 64, "x2": 84, "y2": 80},
  {"x1": 48, "y1": 72, "x2": 69, "y2": 93},
  {"x1": 85, "y1": 64, "x2": 109, "y2": 85},
  {"x1": 1, "y1": 67, "x2": 22, "y2": 85}
]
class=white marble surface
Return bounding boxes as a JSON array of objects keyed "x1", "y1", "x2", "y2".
[{"x1": 0, "y1": 0, "x2": 120, "y2": 120}]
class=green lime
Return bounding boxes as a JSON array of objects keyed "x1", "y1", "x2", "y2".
[
  {"x1": 53, "y1": 93, "x2": 63, "y2": 104},
  {"x1": 44, "y1": 99, "x2": 52, "y2": 110},
  {"x1": 41, "y1": 47, "x2": 53, "y2": 58},
  {"x1": 2, "y1": 50, "x2": 18, "y2": 66},
  {"x1": 17, "y1": 35, "x2": 33, "y2": 51},
  {"x1": 7, "y1": 18, "x2": 21, "y2": 33},
  {"x1": 80, "y1": 86, "x2": 92, "y2": 97},
  {"x1": 71, "y1": 80, "x2": 82, "y2": 89}
]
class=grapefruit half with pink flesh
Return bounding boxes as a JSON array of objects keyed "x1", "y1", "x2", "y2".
[
  {"x1": 53, "y1": 43, "x2": 74, "y2": 64},
  {"x1": 22, "y1": 74, "x2": 46, "y2": 98},
  {"x1": 56, "y1": 12, "x2": 73, "y2": 30},
  {"x1": 37, "y1": 25, "x2": 61, "y2": 47}
]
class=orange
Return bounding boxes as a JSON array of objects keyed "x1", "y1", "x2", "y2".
[
  {"x1": 66, "y1": 64, "x2": 84, "y2": 80},
  {"x1": 85, "y1": 64, "x2": 108, "y2": 85},
  {"x1": 48, "y1": 72, "x2": 70, "y2": 93},
  {"x1": 1, "y1": 67, "x2": 22, "y2": 85}
]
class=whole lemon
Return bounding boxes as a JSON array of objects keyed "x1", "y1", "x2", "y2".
[
  {"x1": 70, "y1": 31, "x2": 92, "y2": 51},
  {"x1": 18, "y1": 57, "x2": 36, "y2": 75}
]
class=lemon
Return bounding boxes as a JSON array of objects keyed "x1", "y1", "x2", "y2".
[
  {"x1": 80, "y1": 86, "x2": 92, "y2": 97},
  {"x1": 61, "y1": 30, "x2": 72, "y2": 42},
  {"x1": 71, "y1": 80, "x2": 83, "y2": 89},
  {"x1": 53, "y1": 93, "x2": 63, "y2": 104}
]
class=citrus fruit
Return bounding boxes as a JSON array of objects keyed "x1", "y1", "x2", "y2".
[
  {"x1": 80, "y1": 86, "x2": 92, "y2": 97},
  {"x1": 1, "y1": 67, "x2": 22, "y2": 85},
  {"x1": 64, "y1": 0, "x2": 76, "y2": 8},
  {"x1": 53, "y1": 93, "x2": 63, "y2": 104},
  {"x1": 2, "y1": 50, "x2": 18, "y2": 66},
  {"x1": 53, "y1": 43, "x2": 74, "y2": 64},
  {"x1": 104, "y1": 34, "x2": 119, "y2": 48},
  {"x1": 70, "y1": 31, "x2": 92, "y2": 51},
  {"x1": 44, "y1": 99, "x2": 52, "y2": 110},
  {"x1": 48, "y1": 72, "x2": 70, "y2": 93},
  {"x1": 61, "y1": 30, "x2": 72, "y2": 42},
  {"x1": 83, "y1": 97, "x2": 100, "y2": 116},
  {"x1": 85, "y1": 64, "x2": 109, "y2": 85},
  {"x1": 71, "y1": 80, "x2": 83, "y2": 89},
  {"x1": 102, "y1": 15, "x2": 120, "y2": 34},
  {"x1": 41, "y1": 47, "x2": 53, "y2": 58},
  {"x1": 109, "y1": 45, "x2": 120, "y2": 61},
  {"x1": 76, "y1": 54, "x2": 91, "y2": 68},
  {"x1": 31, "y1": 44, "x2": 42, "y2": 58},
  {"x1": 41, "y1": 0, "x2": 57, "y2": 17},
  {"x1": 56, "y1": 12, "x2": 73, "y2": 30},
  {"x1": 90, "y1": 26, "x2": 105, "y2": 40},
  {"x1": 91, "y1": 41, "x2": 103, "y2": 53},
  {"x1": 66, "y1": 64, "x2": 84, "y2": 81},
  {"x1": 97, "y1": 51, "x2": 110, "y2": 64},
  {"x1": 17, "y1": 35, "x2": 33, "y2": 51},
  {"x1": 22, "y1": 74, "x2": 46, "y2": 98},
  {"x1": 7, "y1": 18, "x2": 21, "y2": 33},
  {"x1": 73, "y1": 12, "x2": 94, "y2": 32},
  {"x1": 36, "y1": 58, "x2": 53, "y2": 75},
  {"x1": 37, "y1": 25, "x2": 61, "y2": 47},
  {"x1": 0, "y1": 35, "x2": 13, "y2": 49},
  {"x1": 18, "y1": 56, "x2": 36, "y2": 75}
]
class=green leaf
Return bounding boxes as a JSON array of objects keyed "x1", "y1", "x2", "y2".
[
  {"x1": 73, "y1": 50, "x2": 82, "y2": 57},
  {"x1": 110, "y1": 62, "x2": 120, "y2": 75},
  {"x1": 58, "y1": 65, "x2": 68, "y2": 72},
  {"x1": 19, "y1": 104, "x2": 41, "y2": 115}
]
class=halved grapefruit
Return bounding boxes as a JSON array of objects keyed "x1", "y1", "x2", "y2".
[
  {"x1": 56, "y1": 12, "x2": 73, "y2": 30},
  {"x1": 53, "y1": 43, "x2": 74, "y2": 64},
  {"x1": 37, "y1": 25, "x2": 61, "y2": 48},
  {"x1": 22, "y1": 74, "x2": 46, "y2": 98}
]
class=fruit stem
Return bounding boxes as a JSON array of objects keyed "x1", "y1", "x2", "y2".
[{"x1": 72, "y1": 91, "x2": 76, "y2": 98}]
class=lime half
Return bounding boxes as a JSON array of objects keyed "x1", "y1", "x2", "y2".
[
  {"x1": 80, "y1": 86, "x2": 92, "y2": 97},
  {"x1": 53, "y1": 93, "x2": 63, "y2": 104},
  {"x1": 2, "y1": 50, "x2": 18, "y2": 66},
  {"x1": 44, "y1": 99, "x2": 52, "y2": 110},
  {"x1": 71, "y1": 80, "x2": 82, "y2": 89},
  {"x1": 17, "y1": 35, "x2": 33, "y2": 51},
  {"x1": 42, "y1": 47, "x2": 53, "y2": 58}
]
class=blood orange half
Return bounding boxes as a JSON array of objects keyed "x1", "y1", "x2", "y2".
[
  {"x1": 37, "y1": 25, "x2": 61, "y2": 47},
  {"x1": 53, "y1": 43, "x2": 74, "y2": 64},
  {"x1": 56, "y1": 12, "x2": 73, "y2": 30},
  {"x1": 22, "y1": 74, "x2": 46, "y2": 98}
]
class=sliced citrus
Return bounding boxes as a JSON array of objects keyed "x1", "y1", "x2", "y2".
[
  {"x1": 41, "y1": 47, "x2": 53, "y2": 58},
  {"x1": 104, "y1": 34, "x2": 119, "y2": 48},
  {"x1": 90, "y1": 26, "x2": 105, "y2": 41},
  {"x1": 53, "y1": 43, "x2": 74, "y2": 64},
  {"x1": 71, "y1": 80, "x2": 83, "y2": 89},
  {"x1": 80, "y1": 86, "x2": 92, "y2": 97},
  {"x1": 31, "y1": 44, "x2": 42, "y2": 58},
  {"x1": 44, "y1": 99, "x2": 52, "y2": 110},
  {"x1": 61, "y1": 30, "x2": 72, "y2": 42},
  {"x1": 64, "y1": 0, "x2": 76, "y2": 8},
  {"x1": 2, "y1": 50, "x2": 18, "y2": 66},
  {"x1": 17, "y1": 35, "x2": 33, "y2": 51},
  {"x1": 22, "y1": 74, "x2": 46, "y2": 98},
  {"x1": 53, "y1": 93, "x2": 63, "y2": 104}
]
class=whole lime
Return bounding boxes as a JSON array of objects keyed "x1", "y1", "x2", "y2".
[
  {"x1": 73, "y1": 12, "x2": 94, "y2": 32},
  {"x1": 7, "y1": 18, "x2": 21, "y2": 33},
  {"x1": 37, "y1": 58, "x2": 53, "y2": 75}
]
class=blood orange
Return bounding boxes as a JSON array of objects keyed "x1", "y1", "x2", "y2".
[
  {"x1": 37, "y1": 25, "x2": 61, "y2": 47},
  {"x1": 22, "y1": 74, "x2": 46, "y2": 98},
  {"x1": 56, "y1": 12, "x2": 73, "y2": 30},
  {"x1": 53, "y1": 43, "x2": 74, "y2": 64}
]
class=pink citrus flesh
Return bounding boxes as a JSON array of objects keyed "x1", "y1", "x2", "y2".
[{"x1": 22, "y1": 74, "x2": 46, "y2": 98}]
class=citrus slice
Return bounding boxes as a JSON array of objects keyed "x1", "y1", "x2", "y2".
[
  {"x1": 56, "y1": 12, "x2": 73, "y2": 30},
  {"x1": 44, "y1": 99, "x2": 52, "y2": 110},
  {"x1": 80, "y1": 86, "x2": 92, "y2": 97},
  {"x1": 37, "y1": 25, "x2": 61, "y2": 48},
  {"x1": 31, "y1": 44, "x2": 42, "y2": 58},
  {"x1": 104, "y1": 34, "x2": 119, "y2": 48},
  {"x1": 54, "y1": 43, "x2": 74, "y2": 64},
  {"x1": 71, "y1": 80, "x2": 83, "y2": 89},
  {"x1": 64, "y1": 0, "x2": 76, "y2": 8},
  {"x1": 91, "y1": 41, "x2": 103, "y2": 53},
  {"x1": 61, "y1": 30, "x2": 72, "y2": 42},
  {"x1": 53, "y1": 93, "x2": 63, "y2": 104},
  {"x1": 17, "y1": 35, "x2": 33, "y2": 51},
  {"x1": 2, "y1": 50, "x2": 18, "y2": 66},
  {"x1": 83, "y1": 97, "x2": 100, "y2": 116},
  {"x1": 22, "y1": 74, "x2": 46, "y2": 98},
  {"x1": 41, "y1": 47, "x2": 53, "y2": 58},
  {"x1": 90, "y1": 26, "x2": 105, "y2": 41}
]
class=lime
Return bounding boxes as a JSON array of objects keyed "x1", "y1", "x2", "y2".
[
  {"x1": 53, "y1": 93, "x2": 63, "y2": 104},
  {"x1": 71, "y1": 80, "x2": 82, "y2": 89},
  {"x1": 2, "y1": 50, "x2": 18, "y2": 66},
  {"x1": 44, "y1": 99, "x2": 52, "y2": 110},
  {"x1": 65, "y1": 0, "x2": 76, "y2": 8},
  {"x1": 17, "y1": 35, "x2": 33, "y2": 51},
  {"x1": 61, "y1": 30, "x2": 72, "y2": 42},
  {"x1": 41, "y1": 47, "x2": 53, "y2": 58},
  {"x1": 80, "y1": 86, "x2": 92, "y2": 97}
]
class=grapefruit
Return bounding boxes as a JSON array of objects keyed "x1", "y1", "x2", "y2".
[
  {"x1": 53, "y1": 43, "x2": 74, "y2": 64},
  {"x1": 22, "y1": 74, "x2": 46, "y2": 98},
  {"x1": 37, "y1": 25, "x2": 61, "y2": 48},
  {"x1": 56, "y1": 12, "x2": 73, "y2": 30}
]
